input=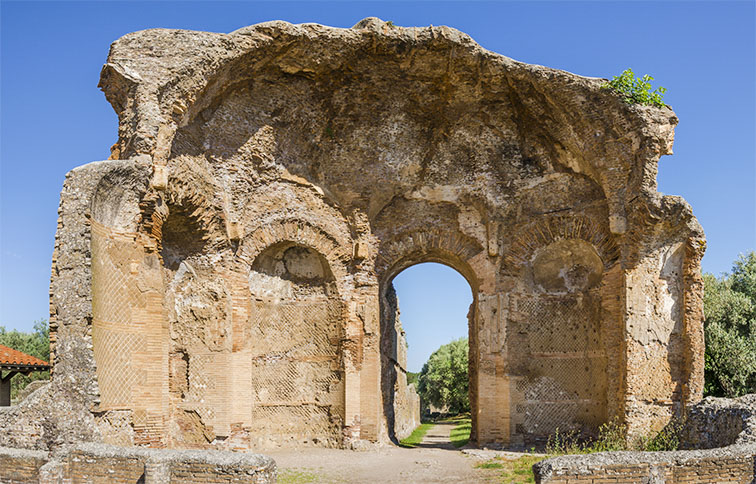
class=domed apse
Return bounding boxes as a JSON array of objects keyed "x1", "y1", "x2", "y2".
[{"x1": 385, "y1": 262, "x2": 473, "y2": 443}]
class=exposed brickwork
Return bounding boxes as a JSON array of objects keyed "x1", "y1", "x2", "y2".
[
  {"x1": 0, "y1": 448, "x2": 47, "y2": 483},
  {"x1": 0, "y1": 444, "x2": 276, "y2": 483},
  {"x1": 66, "y1": 451, "x2": 145, "y2": 482},
  {"x1": 0, "y1": 19, "x2": 706, "y2": 452},
  {"x1": 381, "y1": 285, "x2": 421, "y2": 441},
  {"x1": 534, "y1": 444, "x2": 756, "y2": 484}
]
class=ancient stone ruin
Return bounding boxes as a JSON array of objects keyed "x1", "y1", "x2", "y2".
[{"x1": 1, "y1": 18, "x2": 706, "y2": 456}]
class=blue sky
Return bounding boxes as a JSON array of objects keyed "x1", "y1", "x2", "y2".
[{"x1": 1, "y1": 2, "x2": 754, "y2": 369}]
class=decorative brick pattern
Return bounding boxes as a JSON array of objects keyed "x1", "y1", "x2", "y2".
[
  {"x1": 248, "y1": 300, "x2": 344, "y2": 445},
  {"x1": 514, "y1": 295, "x2": 607, "y2": 438}
]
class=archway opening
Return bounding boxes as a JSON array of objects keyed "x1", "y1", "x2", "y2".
[{"x1": 381, "y1": 262, "x2": 474, "y2": 446}]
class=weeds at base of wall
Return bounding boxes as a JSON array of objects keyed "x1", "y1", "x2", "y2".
[
  {"x1": 545, "y1": 418, "x2": 683, "y2": 455},
  {"x1": 473, "y1": 419, "x2": 685, "y2": 483}
]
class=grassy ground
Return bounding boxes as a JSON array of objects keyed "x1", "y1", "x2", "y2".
[
  {"x1": 398, "y1": 422, "x2": 434, "y2": 448},
  {"x1": 448, "y1": 416, "x2": 471, "y2": 448},
  {"x1": 278, "y1": 468, "x2": 323, "y2": 484},
  {"x1": 476, "y1": 455, "x2": 545, "y2": 484}
]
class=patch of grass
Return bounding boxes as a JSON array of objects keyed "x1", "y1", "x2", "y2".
[
  {"x1": 278, "y1": 468, "x2": 321, "y2": 484},
  {"x1": 399, "y1": 422, "x2": 433, "y2": 448},
  {"x1": 477, "y1": 455, "x2": 544, "y2": 483},
  {"x1": 449, "y1": 417, "x2": 471, "y2": 448}
]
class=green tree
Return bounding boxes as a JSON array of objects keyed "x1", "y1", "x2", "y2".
[
  {"x1": 417, "y1": 337, "x2": 469, "y2": 414},
  {"x1": 0, "y1": 320, "x2": 51, "y2": 400},
  {"x1": 406, "y1": 371, "x2": 419, "y2": 386},
  {"x1": 703, "y1": 252, "x2": 756, "y2": 397}
]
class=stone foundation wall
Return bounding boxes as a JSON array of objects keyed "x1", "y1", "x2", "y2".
[
  {"x1": 0, "y1": 444, "x2": 276, "y2": 483},
  {"x1": 394, "y1": 383, "x2": 421, "y2": 441},
  {"x1": 534, "y1": 394, "x2": 756, "y2": 484},
  {"x1": 533, "y1": 445, "x2": 755, "y2": 484},
  {"x1": 681, "y1": 394, "x2": 756, "y2": 449},
  {"x1": 0, "y1": 447, "x2": 48, "y2": 483}
]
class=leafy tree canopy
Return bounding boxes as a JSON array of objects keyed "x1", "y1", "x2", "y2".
[
  {"x1": 417, "y1": 337, "x2": 469, "y2": 414},
  {"x1": 703, "y1": 252, "x2": 756, "y2": 397}
]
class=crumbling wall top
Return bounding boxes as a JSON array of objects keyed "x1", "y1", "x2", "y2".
[{"x1": 99, "y1": 18, "x2": 684, "y2": 235}]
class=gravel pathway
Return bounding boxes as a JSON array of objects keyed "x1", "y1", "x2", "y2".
[{"x1": 267, "y1": 422, "x2": 498, "y2": 483}]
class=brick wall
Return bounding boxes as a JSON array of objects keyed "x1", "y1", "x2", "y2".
[
  {"x1": 533, "y1": 444, "x2": 756, "y2": 484},
  {"x1": 65, "y1": 450, "x2": 145, "y2": 483},
  {"x1": 0, "y1": 447, "x2": 47, "y2": 483}
]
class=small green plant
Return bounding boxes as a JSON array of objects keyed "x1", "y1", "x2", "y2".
[
  {"x1": 545, "y1": 427, "x2": 585, "y2": 455},
  {"x1": 591, "y1": 419, "x2": 627, "y2": 452},
  {"x1": 476, "y1": 455, "x2": 543, "y2": 483},
  {"x1": 386, "y1": 20, "x2": 395, "y2": 27},
  {"x1": 603, "y1": 68, "x2": 667, "y2": 108},
  {"x1": 543, "y1": 417, "x2": 683, "y2": 457}
]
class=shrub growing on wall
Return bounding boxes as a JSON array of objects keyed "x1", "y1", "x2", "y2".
[
  {"x1": 703, "y1": 252, "x2": 756, "y2": 397},
  {"x1": 602, "y1": 68, "x2": 667, "y2": 108}
]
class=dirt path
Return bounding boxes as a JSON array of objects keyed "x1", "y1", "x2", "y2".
[{"x1": 267, "y1": 422, "x2": 497, "y2": 483}]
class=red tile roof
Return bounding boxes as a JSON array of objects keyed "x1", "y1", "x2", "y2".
[{"x1": 0, "y1": 345, "x2": 50, "y2": 368}]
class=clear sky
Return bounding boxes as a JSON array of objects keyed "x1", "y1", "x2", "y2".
[{"x1": 1, "y1": 1, "x2": 754, "y2": 367}]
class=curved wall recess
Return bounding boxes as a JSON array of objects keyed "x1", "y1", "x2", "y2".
[{"x1": 25, "y1": 19, "x2": 705, "y2": 452}]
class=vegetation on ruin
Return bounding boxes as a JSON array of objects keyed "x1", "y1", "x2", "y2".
[
  {"x1": 478, "y1": 418, "x2": 686, "y2": 483},
  {"x1": 417, "y1": 337, "x2": 469, "y2": 414},
  {"x1": 398, "y1": 422, "x2": 433, "y2": 448},
  {"x1": 602, "y1": 68, "x2": 667, "y2": 108},
  {"x1": 0, "y1": 319, "x2": 50, "y2": 399},
  {"x1": 703, "y1": 251, "x2": 756, "y2": 397},
  {"x1": 545, "y1": 417, "x2": 682, "y2": 455}
]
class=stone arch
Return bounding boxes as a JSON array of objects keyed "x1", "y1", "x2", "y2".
[
  {"x1": 376, "y1": 228, "x2": 483, "y2": 443},
  {"x1": 238, "y1": 219, "x2": 353, "y2": 294},
  {"x1": 377, "y1": 228, "x2": 484, "y2": 291},
  {"x1": 502, "y1": 215, "x2": 620, "y2": 275}
]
